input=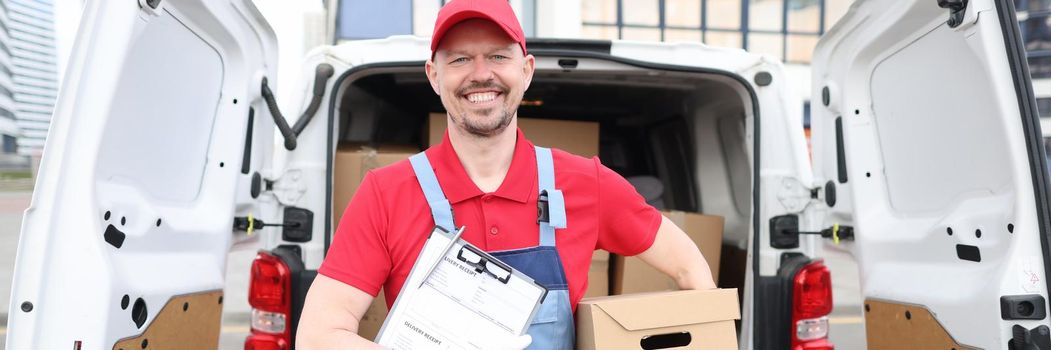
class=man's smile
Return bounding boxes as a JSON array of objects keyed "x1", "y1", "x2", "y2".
[{"x1": 462, "y1": 89, "x2": 504, "y2": 107}]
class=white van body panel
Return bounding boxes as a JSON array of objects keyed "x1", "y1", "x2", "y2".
[
  {"x1": 5, "y1": 0, "x2": 278, "y2": 347},
  {"x1": 812, "y1": 0, "x2": 1050, "y2": 347}
]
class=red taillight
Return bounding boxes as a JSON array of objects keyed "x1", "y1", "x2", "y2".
[
  {"x1": 794, "y1": 260, "x2": 833, "y2": 318},
  {"x1": 792, "y1": 260, "x2": 834, "y2": 350},
  {"x1": 247, "y1": 252, "x2": 292, "y2": 349},
  {"x1": 245, "y1": 333, "x2": 288, "y2": 350},
  {"x1": 249, "y1": 252, "x2": 291, "y2": 311},
  {"x1": 793, "y1": 339, "x2": 834, "y2": 350}
]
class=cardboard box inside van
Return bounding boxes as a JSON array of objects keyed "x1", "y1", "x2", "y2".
[
  {"x1": 611, "y1": 211, "x2": 724, "y2": 295},
  {"x1": 427, "y1": 113, "x2": 600, "y2": 158}
]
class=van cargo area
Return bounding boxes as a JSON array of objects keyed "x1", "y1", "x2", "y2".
[{"x1": 332, "y1": 56, "x2": 754, "y2": 297}]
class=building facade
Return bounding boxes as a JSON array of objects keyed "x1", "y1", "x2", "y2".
[
  {"x1": 4, "y1": 0, "x2": 57, "y2": 160},
  {"x1": 333, "y1": 0, "x2": 1051, "y2": 116},
  {"x1": 331, "y1": 0, "x2": 849, "y2": 97},
  {"x1": 0, "y1": 0, "x2": 19, "y2": 162}
]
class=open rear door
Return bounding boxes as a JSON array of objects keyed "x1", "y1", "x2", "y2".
[
  {"x1": 811, "y1": 0, "x2": 1051, "y2": 348},
  {"x1": 6, "y1": 0, "x2": 278, "y2": 348}
]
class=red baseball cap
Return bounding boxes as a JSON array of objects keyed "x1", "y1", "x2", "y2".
[{"x1": 430, "y1": 0, "x2": 527, "y2": 58}]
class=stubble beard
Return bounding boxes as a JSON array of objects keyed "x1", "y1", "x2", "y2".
[
  {"x1": 449, "y1": 81, "x2": 517, "y2": 138},
  {"x1": 453, "y1": 108, "x2": 514, "y2": 138}
]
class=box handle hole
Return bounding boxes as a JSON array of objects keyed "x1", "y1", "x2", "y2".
[{"x1": 640, "y1": 331, "x2": 692, "y2": 349}]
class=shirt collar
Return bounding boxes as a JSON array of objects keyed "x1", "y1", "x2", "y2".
[{"x1": 427, "y1": 128, "x2": 537, "y2": 204}]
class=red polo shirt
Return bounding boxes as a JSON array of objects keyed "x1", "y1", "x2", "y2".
[{"x1": 320, "y1": 129, "x2": 662, "y2": 311}]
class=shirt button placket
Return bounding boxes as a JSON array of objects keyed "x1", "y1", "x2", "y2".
[{"x1": 481, "y1": 195, "x2": 497, "y2": 247}]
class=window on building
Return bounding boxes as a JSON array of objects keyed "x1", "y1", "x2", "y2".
[
  {"x1": 1037, "y1": 97, "x2": 1051, "y2": 117},
  {"x1": 2, "y1": 134, "x2": 15, "y2": 154},
  {"x1": 336, "y1": 0, "x2": 413, "y2": 41},
  {"x1": 1044, "y1": 136, "x2": 1051, "y2": 173},
  {"x1": 1018, "y1": 0, "x2": 1051, "y2": 79},
  {"x1": 580, "y1": 0, "x2": 852, "y2": 64}
]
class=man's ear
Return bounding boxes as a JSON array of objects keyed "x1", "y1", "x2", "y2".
[
  {"x1": 425, "y1": 59, "x2": 441, "y2": 95},
  {"x1": 522, "y1": 54, "x2": 536, "y2": 91}
]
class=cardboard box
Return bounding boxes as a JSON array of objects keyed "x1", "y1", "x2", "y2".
[
  {"x1": 585, "y1": 250, "x2": 611, "y2": 298},
  {"x1": 576, "y1": 289, "x2": 740, "y2": 350},
  {"x1": 611, "y1": 211, "x2": 724, "y2": 295},
  {"x1": 333, "y1": 145, "x2": 418, "y2": 224},
  {"x1": 428, "y1": 113, "x2": 600, "y2": 158}
]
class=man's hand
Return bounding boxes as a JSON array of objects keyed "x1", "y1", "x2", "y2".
[{"x1": 635, "y1": 215, "x2": 718, "y2": 290}]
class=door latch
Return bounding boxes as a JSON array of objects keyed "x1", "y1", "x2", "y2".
[
  {"x1": 233, "y1": 214, "x2": 298, "y2": 235},
  {"x1": 232, "y1": 207, "x2": 313, "y2": 242}
]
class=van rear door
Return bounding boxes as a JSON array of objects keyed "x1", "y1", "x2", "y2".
[
  {"x1": 5, "y1": 1, "x2": 278, "y2": 348},
  {"x1": 811, "y1": 0, "x2": 1051, "y2": 347}
]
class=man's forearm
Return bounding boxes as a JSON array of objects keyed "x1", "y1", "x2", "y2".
[
  {"x1": 637, "y1": 215, "x2": 718, "y2": 290},
  {"x1": 296, "y1": 327, "x2": 388, "y2": 349},
  {"x1": 671, "y1": 248, "x2": 717, "y2": 290}
]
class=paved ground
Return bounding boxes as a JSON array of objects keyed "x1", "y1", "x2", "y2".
[
  {"x1": 825, "y1": 246, "x2": 868, "y2": 349},
  {"x1": 0, "y1": 190, "x2": 867, "y2": 349}
]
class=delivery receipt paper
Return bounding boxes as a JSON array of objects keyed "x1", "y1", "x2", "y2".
[{"x1": 376, "y1": 227, "x2": 546, "y2": 349}]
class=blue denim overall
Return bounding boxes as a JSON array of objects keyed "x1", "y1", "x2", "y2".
[{"x1": 408, "y1": 146, "x2": 575, "y2": 350}]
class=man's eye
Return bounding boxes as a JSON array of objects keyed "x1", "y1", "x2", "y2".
[
  {"x1": 451, "y1": 57, "x2": 468, "y2": 64},
  {"x1": 491, "y1": 55, "x2": 508, "y2": 61}
]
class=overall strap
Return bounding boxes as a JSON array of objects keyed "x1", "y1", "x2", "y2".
[
  {"x1": 535, "y1": 146, "x2": 566, "y2": 247},
  {"x1": 409, "y1": 152, "x2": 455, "y2": 232}
]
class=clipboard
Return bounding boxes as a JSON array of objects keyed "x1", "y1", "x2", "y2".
[{"x1": 375, "y1": 226, "x2": 548, "y2": 349}]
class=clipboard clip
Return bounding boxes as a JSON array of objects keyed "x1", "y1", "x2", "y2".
[
  {"x1": 456, "y1": 245, "x2": 512, "y2": 284},
  {"x1": 418, "y1": 226, "x2": 466, "y2": 289}
]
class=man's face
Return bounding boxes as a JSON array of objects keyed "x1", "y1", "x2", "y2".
[{"x1": 426, "y1": 19, "x2": 535, "y2": 138}]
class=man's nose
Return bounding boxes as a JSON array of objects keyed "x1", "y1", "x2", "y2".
[{"x1": 468, "y1": 58, "x2": 495, "y2": 82}]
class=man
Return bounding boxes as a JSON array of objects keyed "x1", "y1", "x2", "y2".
[{"x1": 297, "y1": 0, "x2": 716, "y2": 348}]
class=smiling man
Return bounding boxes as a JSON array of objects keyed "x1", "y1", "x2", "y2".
[{"x1": 296, "y1": 0, "x2": 716, "y2": 349}]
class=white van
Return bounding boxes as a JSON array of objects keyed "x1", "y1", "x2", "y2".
[{"x1": 7, "y1": 0, "x2": 1050, "y2": 349}]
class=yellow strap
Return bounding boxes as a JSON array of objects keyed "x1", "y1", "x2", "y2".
[
  {"x1": 832, "y1": 221, "x2": 840, "y2": 243},
  {"x1": 247, "y1": 213, "x2": 255, "y2": 236}
]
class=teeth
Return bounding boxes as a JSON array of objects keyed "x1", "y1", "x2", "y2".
[{"x1": 466, "y1": 92, "x2": 497, "y2": 103}]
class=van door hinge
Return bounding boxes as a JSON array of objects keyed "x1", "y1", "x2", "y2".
[
  {"x1": 770, "y1": 214, "x2": 855, "y2": 249},
  {"x1": 937, "y1": 0, "x2": 969, "y2": 28},
  {"x1": 270, "y1": 169, "x2": 307, "y2": 206},
  {"x1": 777, "y1": 178, "x2": 814, "y2": 213}
]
